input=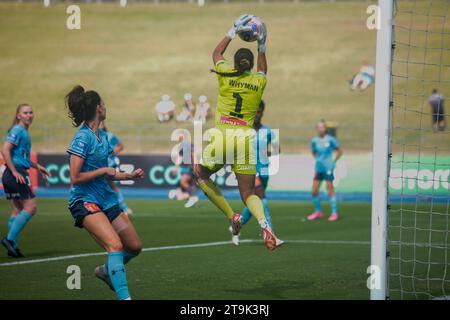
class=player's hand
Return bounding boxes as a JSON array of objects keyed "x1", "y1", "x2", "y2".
[
  {"x1": 129, "y1": 168, "x2": 144, "y2": 180},
  {"x1": 12, "y1": 171, "x2": 26, "y2": 184},
  {"x1": 104, "y1": 167, "x2": 117, "y2": 180},
  {"x1": 37, "y1": 164, "x2": 51, "y2": 180},
  {"x1": 257, "y1": 22, "x2": 267, "y2": 53},
  {"x1": 227, "y1": 14, "x2": 252, "y2": 39}
]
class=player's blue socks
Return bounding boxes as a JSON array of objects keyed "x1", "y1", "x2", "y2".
[
  {"x1": 262, "y1": 198, "x2": 273, "y2": 229},
  {"x1": 7, "y1": 210, "x2": 32, "y2": 247},
  {"x1": 123, "y1": 251, "x2": 137, "y2": 265},
  {"x1": 241, "y1": 198, "x2": 273, "y2": 229},
  {"x1": 117, "y1": 190, "x2": 129, "y2": 212},
  {"x1": 312, "y1": 196, "x2": 321, "y2": 212},
  {"x1": 8, "y1": 216, "x2": 16, "y2": 232},
  {"x1": 330, "y1": 195, "x2": 338, "y2": 214},
  {"x1": 241, "y1": 207, "x2": 252, "y2": 226},
  {"x1": 107, "y1": 252, "x2": 130, "y2": 300}
]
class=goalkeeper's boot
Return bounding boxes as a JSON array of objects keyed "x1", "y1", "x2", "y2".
[
  {"x1": 307, "y1": 212, "x2": 323, "y2": 221},
  {"x1": 328, "y1": 213, "x2": 339, "y2": 222},
  {"x1": 230, "y1": 213, "x2": 242, "y2": 236},
  {"x1": 259, "y1": 219, "x2": 277, "y2": 251},
  {"x1": 275, "y1": 238, "x2": 285, "y2": 248},
  {"x1": 228, "y1": 226, "x2": 240, "y2": 246},
  {"x1": 95, "y1": 265, "x2": 114, "y2": 292},
  {"x1": 1, "y1": 238, "x2": 24, "y2": 258}
]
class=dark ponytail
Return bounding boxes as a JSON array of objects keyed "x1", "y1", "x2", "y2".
[
  {"x1": 65, "y1": 85, "x2": 101, "y2": 127},
  {"x1": 211, "y1": 48, "x2": 254, "y2": 77}
]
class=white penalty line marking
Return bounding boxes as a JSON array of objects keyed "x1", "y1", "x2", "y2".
[{"x1": 0, "y1": 239, "x2": 370, "y2": 267}]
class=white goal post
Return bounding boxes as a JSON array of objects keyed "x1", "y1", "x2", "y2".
[{"x1": 370, "y1": 0, "x2": 394, "y2": 301}]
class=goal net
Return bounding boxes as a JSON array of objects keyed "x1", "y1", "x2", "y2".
[{"x1": 388, "y1": 0, "x2": 450, "y2": 299}]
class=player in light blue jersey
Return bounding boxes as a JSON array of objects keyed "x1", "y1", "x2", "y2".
[
  {"x1": 100, "y1": 122, "x2": 132, "y2": 216},
  {"x1": 307, "y1": 120, "x2": 343, "y2": 222},
  {"x1": 230, "y1": 101, "x2": 284, "y2": 247},
  {"x1": 66, "y1": 85, "x2": 144, "y2": 300},
  {"x1": 1, "y1": 104, "x2": 51, "y2": 258}
]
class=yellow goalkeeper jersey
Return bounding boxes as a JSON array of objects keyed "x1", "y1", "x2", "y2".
[{"x1": 214, "y1": 59, "x2": 267, "y2": 129}]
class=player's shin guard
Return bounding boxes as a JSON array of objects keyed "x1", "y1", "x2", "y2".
[
  {"x1": 312, "y1": 195, "x2": 321, "y2": 212},
  {"x1": 107, "y1": 252, "x2": 130, "y2": 300},
  {"x1": 7, "y1": 210, "x2": 32, "y2": 247},
  {"x1": 241, "y1": 207, "x2": 252, "y2": 226},
  {"x1": 8, "y1": 216, "x2": 15, "y2": 232},
  {"x1": 245, "y1": 195, "x2": 265, "y2": 222},
  {"x1": 262, "y1": 198, "x2": 273, "y2": 229},
  {"x1": 329, "y1": 195, "x2": 338, "y2": 214},
  {"x1": 123, "y1": 251, "x2": 138, "y2": 265},
  {"x1": 198, "y1": 179, "x2": 234, "y2": 219}
]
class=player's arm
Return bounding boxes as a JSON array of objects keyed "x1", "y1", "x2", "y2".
[
  {"x1": 30, "y1": 161, "x2": 51, "y2": 179},
  {"x1": 69, "y1": 155, "x2": 115, "y2": 185},
  {"x1": 334, "y1": 147, "x2": 343, "y2": 163},
  {"x1": 113, "y1": 143, "x2": 124, "y2": 155},
  {"x1": 212, "y1": 37, "x2": 232, "y2": 65},
  {"x1": 257, "y1": 52, "x2": 267, "y2": 74},
  {"x1": 257, "y1": 23, "x2": 268, "y2": 74},
  {"x1": 1, "y1": 141, "x2": 25, "y2": 184},
  {"x1": 111, "y1": 169, "x2": 144, "y2": 181}
]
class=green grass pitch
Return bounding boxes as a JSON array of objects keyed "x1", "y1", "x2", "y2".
[{"x1": 0, "y1": 199, "x2": 373, "y2": 300}]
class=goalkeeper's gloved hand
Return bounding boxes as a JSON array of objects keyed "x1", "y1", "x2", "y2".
[
  {"x1": 227, "y1": 14, "x2": 252, "y2": 39},
  {"x1": 257, "y1": 22, "x2": 267, "y2": 54}
]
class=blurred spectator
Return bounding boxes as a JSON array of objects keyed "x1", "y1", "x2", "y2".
[
  {"x1": 429, "y1": 89, "x2": 446, "y2": 131},
  {"x1": 155, "y1": 94, "x2": 175, "y2": 122},
  {"x1": 193, "y1": 95, "x2": 210, "y2": 123},
  {"x1": 350, "y1": 61, "x2": 375, "y2": 91},
  {"x1": 176, "y1": 93, "x2": 196, "y2": 122}
]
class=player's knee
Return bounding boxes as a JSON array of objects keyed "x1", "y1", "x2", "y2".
[
  {"x1": 24, "y1": 204, "x2": 37, "y2": 216},
  {"x1": 128, "y1": 240, "x2": 142, "y2": 256},
  {"x1": 106, "y1": 240, "x2": 123, "y2": 253},
  {"x1": 312, "y1": 190, "x2": 319, "y2": 197}
]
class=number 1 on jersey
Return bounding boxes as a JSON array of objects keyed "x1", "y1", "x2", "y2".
[{"x1": 230, "y1": 92, "x2": 244, "y2": 119}]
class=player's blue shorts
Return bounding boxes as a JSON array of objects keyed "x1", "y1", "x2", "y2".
[
  {"x1": 68, "y1": 200, "x2": 122, "y2": 228},
  {"x1": 2, "y1": 167, "x2": 35, "y2": 200},
  {"x1": 314, "y1": 171, "x2": 334, "y2": 181}
]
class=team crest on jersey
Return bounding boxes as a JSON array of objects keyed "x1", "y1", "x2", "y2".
[{"x1": 84, "y1": 202, "x2": 101, "y2": 213}]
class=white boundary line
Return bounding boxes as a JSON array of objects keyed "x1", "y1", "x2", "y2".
[{"x1": 0, "y1": 239, "x2": 370, "y2": 267}]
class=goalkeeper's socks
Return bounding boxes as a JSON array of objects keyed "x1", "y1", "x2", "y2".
[
  {"x1": 262, "y1": 198, "x2": 273, "y2": 229},
  {"x1": 245, "y1": 195, "x2": 265, "y2": 221},
  {"x1": 198, "y1": 180, "x2": 234, "y2": 219},
  {"x1": 241, "y1": 207, "x2": 252, "y2": 225},
  {"x1": 329, "y1": 195, "x2": 338, "y2": 214},
  {"x1": 7, "y1": 210, "x2": 32, "y2": 248},
  {"x1": 107, "y1": 252, "x2": 130, "y2": 300},
  {"x1": 312, "y1": 195, "x2": 321, "y2": 213}
]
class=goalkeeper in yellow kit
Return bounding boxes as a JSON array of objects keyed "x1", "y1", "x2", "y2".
[{"x1": 194, "y1": 15, "x2": 279, "y2": 251}]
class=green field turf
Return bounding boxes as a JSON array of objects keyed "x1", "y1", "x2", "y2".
[{"x1": 0, "y1": 199, "x2": 374, "y2": 300}]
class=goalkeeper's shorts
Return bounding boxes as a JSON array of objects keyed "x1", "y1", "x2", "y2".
[{"x1": 200, "y1": 127, "x2": 256, "y2": 175}]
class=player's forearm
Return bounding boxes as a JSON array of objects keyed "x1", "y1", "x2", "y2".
[
  {"x1": 114, "y1": 144, "x2": 124, "y2": 155},
  {"x1": 213, "y1": 37, "x2": 231, "y2": 64},
  {"x1": 112, "y1": 171, "x2": 137, "y2": 181},
  {"x1": 334, "y1": 150, "x2": 343, "y2": 162},
  {"x1": 257, "y1": 52, "x2": 267, "y2": 74},
  {"x1": 71, "y1": 168, "x2": 109, "y2": 185}
]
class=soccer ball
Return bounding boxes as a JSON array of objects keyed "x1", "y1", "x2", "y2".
[{"x1": 236, "y1": 15, "x2": 265, "y2": 42}]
